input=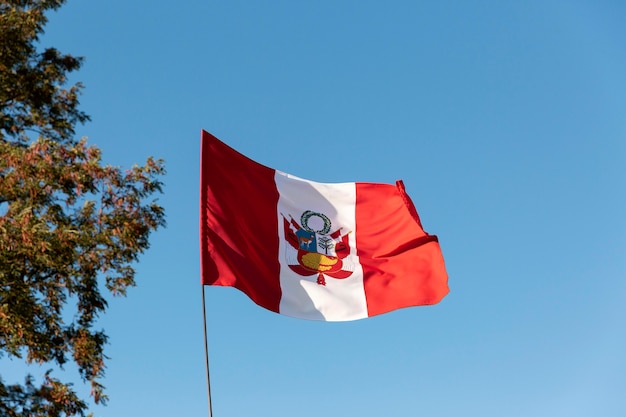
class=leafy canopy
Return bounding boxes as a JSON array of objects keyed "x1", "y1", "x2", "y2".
[{"x1": 0, "y1": 1, "x2": 166, "y2": 415}]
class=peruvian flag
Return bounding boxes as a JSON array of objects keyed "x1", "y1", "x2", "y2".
[{"x1": 200, "y1": 130, "x2": 449, "y2": 321}]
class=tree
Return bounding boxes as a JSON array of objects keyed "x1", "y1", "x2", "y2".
[
  {"x1": 317, "y1": 236, "x2": 334, "y2": 255},
  {"x1": 0, "y1": 1, "x2": 166, "y2": 415}
]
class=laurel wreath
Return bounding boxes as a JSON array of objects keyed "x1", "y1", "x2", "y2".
[{"x1": 300, "y1": 210, "x2": 332, "y2": 235}]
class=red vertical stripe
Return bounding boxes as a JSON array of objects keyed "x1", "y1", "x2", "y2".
[
  {"x1": 356, "y1": 182, "x2": 449, "y2": 317},
  {"x1": 200, "y1": 131, "x2": 282, "y2": 313}
]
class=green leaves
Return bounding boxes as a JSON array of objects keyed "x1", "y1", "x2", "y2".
[
  {"x1": 0, "y1": 1, "x2": 88, "y2": 144},
  {"x1": 0, "y1": 137, "x2": 165, "y2": 416},
  {"x1": 0, "y1": 1, "x2": 166, "y2": 415},
  {"x1": 0, "y1": 372, "x2": 88, "y2": 417}
]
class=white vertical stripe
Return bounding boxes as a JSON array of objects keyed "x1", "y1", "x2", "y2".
[{"x1": 275, "y1": 171, "x2": 367, "y2": 321}]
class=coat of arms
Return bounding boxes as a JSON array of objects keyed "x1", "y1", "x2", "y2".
[{"x1": 282, "y1": 210, "x2": 354, "y2": 285}]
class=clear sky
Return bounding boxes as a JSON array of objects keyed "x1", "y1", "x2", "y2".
[{"x1": 3, "y1": 1, "x2": 626, "y2": 416}]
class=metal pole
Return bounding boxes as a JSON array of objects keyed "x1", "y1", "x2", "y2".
[{"x1": 202, "y1": 286, "x2": 214, "y2": 417}]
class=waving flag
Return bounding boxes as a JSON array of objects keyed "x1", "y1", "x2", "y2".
[{"x1": 200, "y1": 130, "x2": 449, "y2": 321}]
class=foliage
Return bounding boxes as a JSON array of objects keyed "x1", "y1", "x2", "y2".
[{"x1": 0, "y1": 1, "x2": 166, "y2": 415}]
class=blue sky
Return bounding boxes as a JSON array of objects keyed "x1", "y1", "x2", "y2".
[{"x1": 3, "y1": 1, "x2": 626, "y2": 416}]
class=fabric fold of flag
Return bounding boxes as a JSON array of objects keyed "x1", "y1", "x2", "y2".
[{"x1": 200, "y1": 130, "x2": 449, "y2": 321}]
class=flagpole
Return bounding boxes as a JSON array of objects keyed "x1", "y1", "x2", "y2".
[{"x1": 202, "y1": 286, "x2": 214, "y2": 417}]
